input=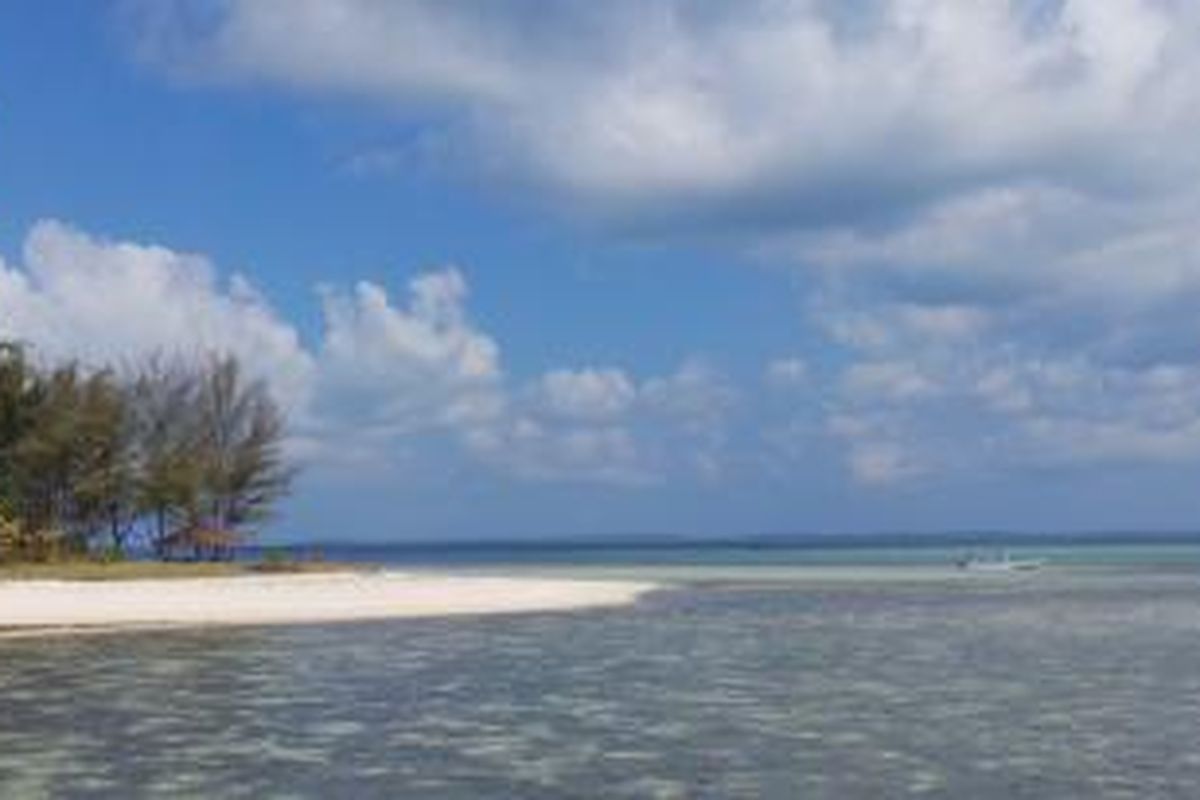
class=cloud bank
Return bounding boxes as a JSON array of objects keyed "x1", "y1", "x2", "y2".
[
  {"x1": 126, "y1": 1, "x2": 1200, "y2": 229},
  {"x1": 114, "y1": 1, "x2": 1200, "y2": 486}
]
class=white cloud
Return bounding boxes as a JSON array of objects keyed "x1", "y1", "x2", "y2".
[
  {"x1": 126, "y1": 2, "x2": 1200, "y2": 229},
  {"x1": 313, "y1": 270, "x2": 503, "y2": 436},
  {"x1": 90, "y1": 3, "x2": 1200, "y2": 491},
  {"x1": 0, "y1": 220, "x2": 314, "y2": 406},
  {"x1": 534, "y1": 367, "x2": 637, "y2": 421},
  {"x1": 777, "y1": 182, "x2": 1200, "y2": 315},
  {"x1": 465, "y1": 359, "x2": 739, "y2": 485},
  {"x1": 125, "y1": 1, "x2": 1200, "y2": 333},
  {"x1": 0, "y1": 222, "x2": 511, "y2": 454},
  {"x1": 463, "y1": 419, "x2": 653, "y2": 486},
  {"x1": 822, "y1": 303, "x2": 1200, "y2": 484},
  {"x1": 0, "y1": 222, "x2": 514, "y2": 463},
  {"x1": 641, "y1": 357, "x2": 736, "y2": 435},
  {"x1": 0, "y1": 219, "x2": 736, "y2": 487},
  {"x1": 458, "y1": 357, "x2": 742, "y2": 484}
]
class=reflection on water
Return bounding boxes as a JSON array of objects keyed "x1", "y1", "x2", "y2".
[{"x1": 3, "y1": 571, "x2": 1200, "y2": 798}]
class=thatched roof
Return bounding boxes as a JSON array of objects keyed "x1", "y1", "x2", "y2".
[{"x1": 161, "y1": 527, "x2": 244, "y2": 550}]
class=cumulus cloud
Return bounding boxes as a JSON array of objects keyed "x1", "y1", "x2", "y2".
[
  {"x1": 313, "y1": 270, "x2": 503, "y2": 437},
  {"x1": 0, "y1": 221, "x2": 510, "y2": 460},
  {"x1": 819, "y1": 307, "x2": 1200, "y2": 484},
  {"x1": 842, "y1": 361, "x2": 941, "y2": 404},
  {"x1": 465, "y1": 359, "x2": 739, "y2": 485},
  {"x1": 641, "y1": 358, "x2": 737, "y2": 435},
  {"x1": 0, "y1": 220, "x2": 314, "y2": 405},
  {"x1": 533, "y1": 367, "x2": 637, "y2": 421},
  {"x1": 464, "y1": 419, "x2": 652, "y2": 486},
  {"x1": 0, "y1": 220, "x2": 735, "y2": 486}
]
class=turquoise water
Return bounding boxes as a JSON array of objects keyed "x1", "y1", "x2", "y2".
[
  {"x1": 3, "y1": 548, "x2": 1200, "y2": 797},
  {"x1": 315, "y1": 540, "x2": 1200, "y2": 569},
  {"x1": 322, "y1": 540, "x2": 1200, "y2": 584}
]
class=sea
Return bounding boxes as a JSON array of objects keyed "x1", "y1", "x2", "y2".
[{"x1": 3, "y1": 536, "x2": 1200, "y2": 798}]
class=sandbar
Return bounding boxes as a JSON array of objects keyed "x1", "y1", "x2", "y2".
[{"x1": 0, "y1": 571, "x2": 657, "y2": 636}]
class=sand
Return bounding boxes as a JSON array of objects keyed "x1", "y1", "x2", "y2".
[{"x1": 0, "y1": 572, "x2": 657, "y2": 636}]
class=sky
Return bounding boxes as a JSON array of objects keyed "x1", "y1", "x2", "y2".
[{"x1": 5, "y1": 1, "x2": 1200, "y2": 541}]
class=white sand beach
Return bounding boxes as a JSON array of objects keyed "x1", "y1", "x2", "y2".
[{"x1": 0, "y1": 572, "x2": 657, "y2": 635}]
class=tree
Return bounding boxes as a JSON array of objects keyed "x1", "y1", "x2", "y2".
[
  {"x1": 11, "y1": 362, "x2": 83, "y2": 550},
  {"x1": 190, "y1": 356, "x2": 294, "y2": 552},
  {"x1": 0, "y1": 344, "x2": 21, "y2": 558},
  {"x1": 0, "y1": 342, "x2": 38, "y2": 513},
  {"x1": 0, "y1": 342, "x2": 50, "y2": 559},
  {"x1": 0, "y1": 342, "x2": 296, "y2": 563},
  {"x1": 69, "y1": 369, "x2": 137, "y2": 552},
  {"x1": 130, "y1": 358, "x2": 205, "y2": 556}
]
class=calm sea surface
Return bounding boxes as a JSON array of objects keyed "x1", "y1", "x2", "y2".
[{"x1": 3, "y1": 543, "x2": 1200, "y2": 798}]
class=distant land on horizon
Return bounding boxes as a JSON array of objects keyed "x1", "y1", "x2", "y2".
[{"x1": 278, "y1": 530, "x2": 1200, "y2": 554}]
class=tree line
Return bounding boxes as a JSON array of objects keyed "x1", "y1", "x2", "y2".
[{"x1": 0, "y1": 342, "x2": 294, "y2": 563}]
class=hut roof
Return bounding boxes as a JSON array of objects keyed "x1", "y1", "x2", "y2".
[{"x1": 162, "y1": 527, "x2": 244, "y2": 549}]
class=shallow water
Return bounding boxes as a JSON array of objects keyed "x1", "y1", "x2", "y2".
[{"x1": 3, "y1": 570, "x2": 1200, "y2": 798}]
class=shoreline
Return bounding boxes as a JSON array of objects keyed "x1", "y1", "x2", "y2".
[{"x1": 0, "y1": 571, "x2": 659, "y2": 638}]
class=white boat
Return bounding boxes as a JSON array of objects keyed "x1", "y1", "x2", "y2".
[{"x1": 956, "y1": 550, "x2": 1044, "y2": 572}]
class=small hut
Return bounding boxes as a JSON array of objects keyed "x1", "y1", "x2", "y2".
[{"x1": 160, "y1": 527, "x2": 244, "y2": 562}]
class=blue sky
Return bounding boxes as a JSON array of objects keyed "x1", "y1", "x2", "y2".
[{"x1": 5, "y1": 1, "x2": 1200, "y2": 540}]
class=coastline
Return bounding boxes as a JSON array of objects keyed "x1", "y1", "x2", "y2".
[{"x1": 0, "y1": 571, "x2": 659, "y2": 637}]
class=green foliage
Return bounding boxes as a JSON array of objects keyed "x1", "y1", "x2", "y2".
[
  {"x1": 194, "y1": 356, "x2": 295, "y2": 534},
  {"x1": 0, "y1": 342, "x2": 39, "y2": 514},
  {"x1": 0, "y1": 342, "x2": 296, "y2": 562}
]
